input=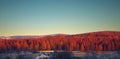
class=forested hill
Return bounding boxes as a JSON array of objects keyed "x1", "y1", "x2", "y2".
[{"x1": 0, "y1": 31, "x2": 120, "y2": 53}]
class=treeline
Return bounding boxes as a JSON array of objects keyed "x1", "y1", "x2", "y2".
[{"x1": 0, "y1": 31, "x2": 120, "y2": 52}]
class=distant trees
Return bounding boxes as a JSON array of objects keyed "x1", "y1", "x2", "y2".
[{"x1": 0, "y1": 31, "x2": 120, "y2": 52}]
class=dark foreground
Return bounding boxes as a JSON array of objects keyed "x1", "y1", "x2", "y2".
[{"x1": 0, "y1": 51, "x2": 120, "y2": 59}]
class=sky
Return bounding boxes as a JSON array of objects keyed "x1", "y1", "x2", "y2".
[{"x1": 0, "y1": 0, "x2": 120, "y2": 36}]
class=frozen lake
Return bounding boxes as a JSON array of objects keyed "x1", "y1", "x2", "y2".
[{"x1": 0, "y1": 51, "x2": 120, "y2": 59}]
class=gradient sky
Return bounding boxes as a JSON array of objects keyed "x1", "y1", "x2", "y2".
[{"x1": 0, "y1": 0, "x2": 120, "y2": 36}]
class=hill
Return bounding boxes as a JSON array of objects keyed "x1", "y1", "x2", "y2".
[{"x1": 0, "y1": 31, "x2": 120, "y2": 53}]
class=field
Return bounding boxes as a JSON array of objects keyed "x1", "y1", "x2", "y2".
[{"x1": 0, "y1": 31, "x2": 120, "y2": 59}]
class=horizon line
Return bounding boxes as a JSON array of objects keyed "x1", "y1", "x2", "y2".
[{"x1": 0, "y1": 30, "x2": 120, "y2": 37}]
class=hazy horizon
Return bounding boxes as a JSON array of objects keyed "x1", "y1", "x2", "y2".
[{"x1": 0, "y1": 0, "x2": 120, "y2": 36}]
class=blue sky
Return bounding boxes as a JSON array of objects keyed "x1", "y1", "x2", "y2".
[{"x1": 0, "y1": 0, "x2": 120, "y2": 36}]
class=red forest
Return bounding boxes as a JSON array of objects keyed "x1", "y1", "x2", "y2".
[{"x1": 0, "y1": 31, "x2": 120, "y2": 52}]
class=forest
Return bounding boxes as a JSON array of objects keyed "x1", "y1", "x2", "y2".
[{"x1": 0, "y1": 31, "x2": 120, "y2": 53}]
